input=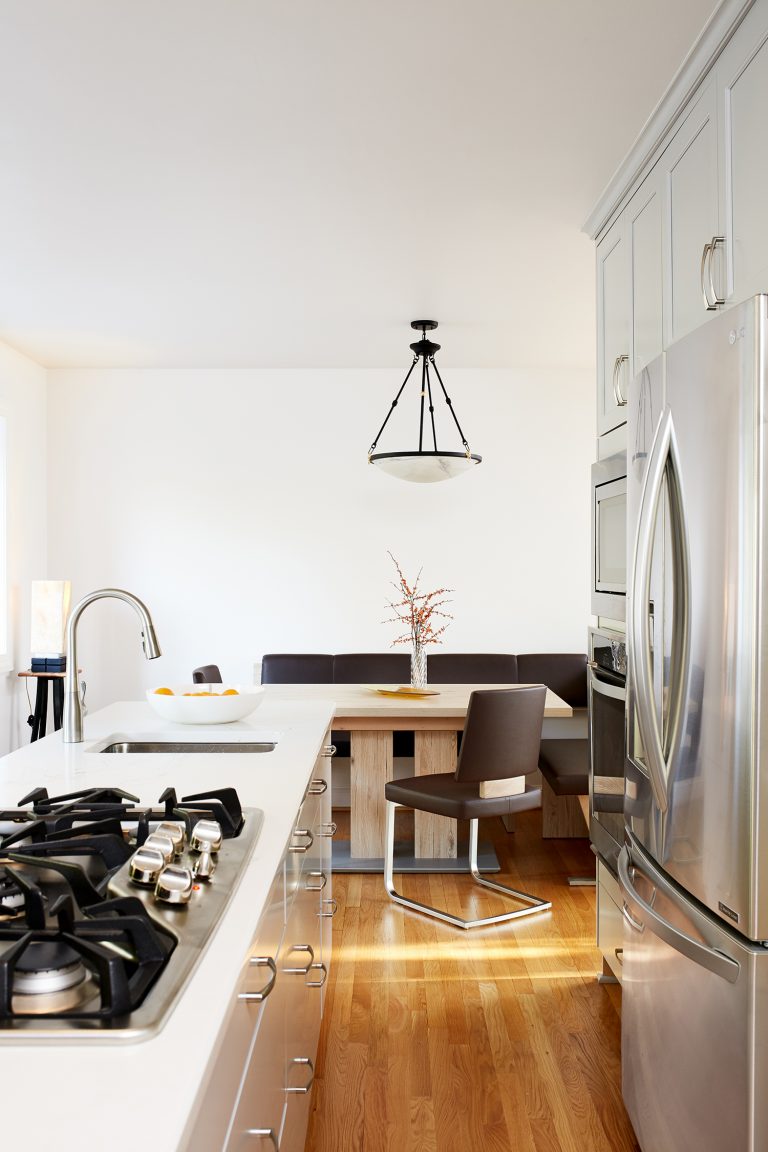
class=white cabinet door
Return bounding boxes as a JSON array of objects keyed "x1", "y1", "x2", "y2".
[
  {"x1": 717, "y1": 0, "x2": 768, "y2": 306},
  {"x1": 627, "y1": 171, "x2": 663, "y2": 377},
  {"x1": 662, "y1": 83, "x2": 720, "y2": 345},
  {"x1": 596, "y1": 216, "x2": 630, "y2": 436}
]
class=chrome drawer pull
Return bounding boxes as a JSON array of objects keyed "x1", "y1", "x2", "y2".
[
  {"x1": 614, "y1": 947, "x2": 624, "y2": 966},
  {"x1": 306, "y1": 870, "x2": 327, "y2": 891},
  {"x1": 307, "y1": 961, "x2": 328, "y2": 988},
  {"x1": 317, "y1": 822, "x2": 337, "y2": 838},
  {"x1": 289, "y1": 828, "x2": 314, "y2": 853},
  {"x1": 285, "y1": 1056, "x2": 315, "y2": 1094},
  {"x1": 237, "y1": 956, "x2": 277, "y2": 1003},
  {"x1": 319, "y1": 897, "x2": 338, "y2": 918},
  {"x1": 308, "y1": 778, "x2": 328, "y2": 795},
  {"x1": 322, "y1": 744, "x2": 336, "y2": 757},
  {"x1": 245, "y1": 1130, "x2": 279, "y2": 1148},
  {"x1": 284, "y1": 943, "x2": 314, "y2": 975}
]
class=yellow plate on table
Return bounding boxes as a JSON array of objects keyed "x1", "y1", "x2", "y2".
[{"x1": 369, "y1": 685, "x2": 440, "y2": 698}]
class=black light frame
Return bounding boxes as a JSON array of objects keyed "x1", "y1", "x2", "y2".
[{"x1": 367, "y1": 321, "x2": 482, "y2": 480}]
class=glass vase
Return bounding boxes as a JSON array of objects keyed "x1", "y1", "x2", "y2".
[{"x1": 410, "y1": 642, "x2": 428, "y2": 689}]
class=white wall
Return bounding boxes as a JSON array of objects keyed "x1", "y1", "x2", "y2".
[
  {"x1": 46, "y1": 366, "x2": 594, "y2": 712},
  {"x1": 0, "y1": 342, "x2": 47, "y2": 753}
]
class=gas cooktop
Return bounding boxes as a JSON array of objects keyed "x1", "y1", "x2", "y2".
[{"x1": 0, "y1": 785, "x2": 263, "y2": 1041}]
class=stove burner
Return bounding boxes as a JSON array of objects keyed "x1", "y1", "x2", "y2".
[
  {"x1": 14, "y1": 941, "x2": 86, "y2": 995},
  {"x1": 0, "y1": 875, "x2": 24, "y2": 917}
]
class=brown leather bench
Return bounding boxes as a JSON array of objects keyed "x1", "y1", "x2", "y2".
[{"x1": 517, "y1": 653, "x2": 588, "y2": 838}]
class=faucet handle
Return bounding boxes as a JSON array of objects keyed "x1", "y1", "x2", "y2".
[{"x1": 80, "y1": 679, "x2": 88, "y2": 717}]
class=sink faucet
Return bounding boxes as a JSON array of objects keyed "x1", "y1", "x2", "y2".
[{"x1": 63, "y1": 588, "x2": 162, "y2": 743}]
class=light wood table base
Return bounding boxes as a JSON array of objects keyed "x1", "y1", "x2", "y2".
[
  {"x1": 542, "y1": 778, "x2": 589, "y2": 838},
  {"x1": 350, "y1": 731, "x2": 392, "y2": 857},
  {"x1": 413, "y1": 730, "x2": 458, "y2": 858}
]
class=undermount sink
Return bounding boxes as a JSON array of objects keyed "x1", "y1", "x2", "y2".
[{"x1": 99, "y1": 741, "x2": 276, "y2": 754}]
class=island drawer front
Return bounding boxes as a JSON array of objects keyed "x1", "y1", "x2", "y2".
[
  {"x1": 597, "y1": 858, "x2": 624, "y2": 983},
  {"x1": 181, "y1": 867, "x2": 286, "y2": 1152},
  {"x1": 285, "y1": 787, "x2": 324, "y2": 903}
]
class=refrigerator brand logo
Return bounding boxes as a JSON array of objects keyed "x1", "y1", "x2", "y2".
[{"x1": 718, "y1": 901, "x2": 740, "y2": 923}]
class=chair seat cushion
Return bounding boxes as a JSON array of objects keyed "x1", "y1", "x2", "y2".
[
  {"x1": 385, "y1": 773, "x2": 541, "y2": 819},
  {"x1": 538, "y1": 739, "x2": 588, "y2": 796}
]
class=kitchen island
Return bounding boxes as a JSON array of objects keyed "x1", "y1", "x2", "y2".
[{"x1": 0, "y1": 695, "x2": 335, "y2": 1152}]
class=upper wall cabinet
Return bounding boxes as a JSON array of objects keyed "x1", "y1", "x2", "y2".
[
  {"x1": 596, "y1": 170, "x2": 663, "y2": 438},
  {"x1": 628, "y1": 170, "x2": 664, "y2": 378},
  {"x1": 596, "y1": 217, "x2": 630, "y2": 436},
  {"x1": 662, "y1": 84, "x2": 721, "y2": 346},
  {"x1": 717, "y1": 0, "x2": 768, "y2": 305}
]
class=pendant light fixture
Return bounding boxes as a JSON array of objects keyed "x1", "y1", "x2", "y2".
[{"x1": 367, "y1": 320, "x2": 482, "y2": 483}]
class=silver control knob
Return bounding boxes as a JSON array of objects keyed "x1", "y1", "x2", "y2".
[
  {"x1": 154, "y1": 864, "x2": 194, "y2": 905},
  {"x1": 193, "y1": 847, "x2": 217, "y2": 882},
  {"x1": 154, "y1": 820, "x2": 185, "y2": 855},
  {"x1": 129, "y1": 846, "x2": 165, "y2": 887},
  {"x1": 143, "y1": 833, "x2": 175, "y2": 864},
  {"x1": 190, "y1": 819, "x2": 223, "y2": 853}
]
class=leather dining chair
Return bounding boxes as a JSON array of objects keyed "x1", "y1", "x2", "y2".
[
  {"x1": 384, "y1": 685, "x2": 551, "y2": 929},
  {"x1": 192, "y1": 664, "x2": 223, "y2": 684}
]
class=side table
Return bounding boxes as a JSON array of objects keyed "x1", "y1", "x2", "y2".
[{"x1": 18, "y1": 670, "x2": 67, "y2": 741}]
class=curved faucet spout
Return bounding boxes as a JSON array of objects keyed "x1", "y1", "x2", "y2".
[{"x1": 63, "y1": 588, "x2": 162, "y2": 743}]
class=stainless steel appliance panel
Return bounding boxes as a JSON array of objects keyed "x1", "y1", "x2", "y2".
[
  {"x1": 592, "y1": 453, "x2": 627, "y2": 620},
  {"x1": 588, "y1": 626, "x2": 626, "y2": 872},
  {"x1": 619, "y1": 833, "x2": 768, "y2": 1152},
  {"x1": 627, "y1": 296, "x2": 768, "y2": 940}
]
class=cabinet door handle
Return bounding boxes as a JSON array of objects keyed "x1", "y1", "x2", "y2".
[
  {"x1": 701, "y1": 239, "x2": 715, "y2": 308},
  {"x1": 245, "y1": 1130, "x2": 279, "y2": 1148},
  {"x1": 323, "y1": 744, "x2": 336, "y2": 757},
  {"x1": 308, "y1": 778, "x2": 328, "y2": 795},
  {"x1": 613, "y1": 354, "x2": 629, "y2": 406},
  {"x1": 307, "y1": 961, "x2": 328, "y2": 988},
  {"x1": 237, "y1": 956, "x2": 277, "y2": 1003},
  {"x1": 306, "y1": 870, "x2": 328, "y2": 891},
  {"x1": 614, "y1": 947, "x2": 624, "y2": 966},
  {"x1": 289, "y1": 828, "x2": 314, "y2": 853},
  {"x1": 285, "y1": 1056, "x2": 315, "y2": 1094},
  {"x1": 708, "y1": 235, "x2": 726, "y2": 306},
  {"x1": 319, "y1": 897, "x2": 338, "y2": 918},
  {"x1": 316, "y1": 822, "x2": 337, "y2": 838},
  {"x1": 284, "y1": 942, "x2": 315, "y2": 974}
]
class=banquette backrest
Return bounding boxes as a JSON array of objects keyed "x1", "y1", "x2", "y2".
[
  {"x1": 426, "y1": 653, "x2": 519, "y2": 684},
  {"x1": 332, "y1": 652, "x2": 411, "y2": 684},
  {"x1": 515, "y1": 653, "x2": 588, "y2": 709},
  {"x1": 261, "y1": 653, "x2": 334, "y2": 683}
]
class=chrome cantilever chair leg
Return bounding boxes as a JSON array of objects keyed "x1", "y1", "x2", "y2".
[{"x1": 383, "y1": 801, "x2": 552, "y2": 930}]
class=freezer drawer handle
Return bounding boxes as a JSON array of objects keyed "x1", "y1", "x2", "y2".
[{"x1": 618, "y1": 846, "x2": 740, "y2": 984}]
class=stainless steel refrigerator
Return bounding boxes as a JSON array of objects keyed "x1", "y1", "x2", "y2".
[{"x1": 621, "y1": 294, "x2": 768, "y2": 1152}]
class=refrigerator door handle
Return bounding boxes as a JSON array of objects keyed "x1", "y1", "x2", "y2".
[
  {"x1": 629, "y1": 406, "x2": 691, "y2": 815},
  {"x1": 618, "y1": 845, "x2": 740, "y2": 984}
]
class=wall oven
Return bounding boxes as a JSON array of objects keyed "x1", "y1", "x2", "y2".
[
  {"x1": 591, "y1": 453, "x2": 627, "y2": 620},
  {"x1": 588, "y1": 625, "x2": 626, "y2": 873}
]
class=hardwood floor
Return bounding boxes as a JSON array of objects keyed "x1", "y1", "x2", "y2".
[{"x1": 305, "y1": 810, "x2": 640, "y2": 1152}]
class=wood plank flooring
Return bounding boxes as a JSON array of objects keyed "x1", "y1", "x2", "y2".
[{"x1": 305, "y1": 810, "x2": 640, "y2": 1152}]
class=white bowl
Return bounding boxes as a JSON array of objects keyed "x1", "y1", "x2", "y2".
[{"x1": 146, "y1": 685, "x2": 264, "y2": 725}]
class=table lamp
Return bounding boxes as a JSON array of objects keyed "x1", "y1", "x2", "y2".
[{"x1": 30, "y1": 580, "x2": 71, "y2": 672}]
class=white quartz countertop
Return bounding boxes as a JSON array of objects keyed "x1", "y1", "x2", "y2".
[{"x1": 0, "y1": 696, "x2": 334, "y2": 1151}]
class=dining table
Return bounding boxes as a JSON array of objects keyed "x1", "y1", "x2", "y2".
[{"x1": 263, "y1": 683, "x2": 572, "y2": 872}]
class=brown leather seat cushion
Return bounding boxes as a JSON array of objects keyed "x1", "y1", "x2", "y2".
[
  {"x1": 385, "y1": 772, "x2": 542, "y2": 819},
  {"x1": 538, "y1": 739, "x2": 588, "y2": 796}
]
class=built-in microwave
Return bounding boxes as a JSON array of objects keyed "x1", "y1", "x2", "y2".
[{"x1": 591, "y1": 453, "x2": 627, "y2": 621}]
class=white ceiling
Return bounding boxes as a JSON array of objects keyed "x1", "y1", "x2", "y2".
[{"x1": 0, "y1": 0, "x2": 719, "y2": 369}]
